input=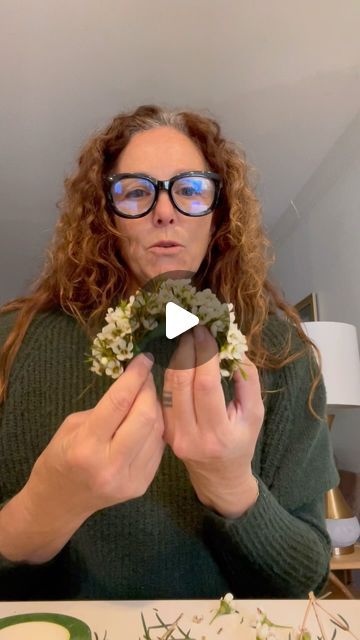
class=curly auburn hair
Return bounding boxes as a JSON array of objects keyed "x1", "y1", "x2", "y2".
[{"x1": 0, "y1": 104, "x2": 323, "y2": 416}]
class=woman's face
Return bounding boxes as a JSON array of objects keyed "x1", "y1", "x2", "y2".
[{"x1": 112, "y1": 126, "x2": 215, "y2": 293}]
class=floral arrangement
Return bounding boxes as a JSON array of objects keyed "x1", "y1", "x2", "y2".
[{"x1": 90, "y1": 278, "x2": 248, "y2": 380}]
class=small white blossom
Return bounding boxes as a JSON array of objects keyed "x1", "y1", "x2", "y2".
[
  {"x1": 141, "y1": 316, "x2": 159, "y2": 330},
  {"x1": 220, "y1": 367, "x2": 231, "y2": 377},
  {"x1": 210, "y1": 319, "x2": 226, "y2": 338},
  {"x1": 104, "y1": 358, "x2": 124, "y2": 379},
  {"x1": 90, "y1": 361, "x2": 102, "y2": 375},
  {"x1": 223, "y1": 592, "x2": 234, "y2": 603},
  {"x1": 112, "y1": 337, "x2": 134, "y2": 360}
]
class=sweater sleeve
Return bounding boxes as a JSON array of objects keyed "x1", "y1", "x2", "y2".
[
  {"x1": 0, "y1": 312, "x2": 83, "y2": 599},
  {"x1": 0, "y1": 492, "x2": 83, "y2": 600},
  {"x1": 201, "y1": 343, "x2": 339, "y2": 599},
  {"x1": 0, "y1": 440, "x2": 84, "y2": 600}
]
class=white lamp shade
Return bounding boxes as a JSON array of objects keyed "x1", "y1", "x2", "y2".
[{"x1": 301, "y1": 322, "x2": 360, "y2": 408}]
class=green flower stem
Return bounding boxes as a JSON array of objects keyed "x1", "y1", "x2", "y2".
[
  {"x1": 209, "y1": 599, "x2": 235, "y2": 625},
  {"x1": 259, "y1": 611, "x2": 292, "y2": 629},
  {"x1": 133, "y1": 320, "x2": 167, "y2": 355}
]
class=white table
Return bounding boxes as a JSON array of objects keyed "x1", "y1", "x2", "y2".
[{"x1": 0, "y1": 598, "x2": 359, "y2": 639}]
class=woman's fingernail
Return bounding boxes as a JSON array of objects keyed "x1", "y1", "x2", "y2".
[
  {"x1": 194, "y1": 325, "x2": 207, "y2": 342},
  {"x1": 142, "y1": 352, "x2": 155, "y2": 367}
]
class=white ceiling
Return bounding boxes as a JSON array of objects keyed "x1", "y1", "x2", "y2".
[{"x1": 1, "y1": 0, "x2": 360, "y2": 230}]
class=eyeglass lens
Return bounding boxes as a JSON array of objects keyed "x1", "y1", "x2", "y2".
[{"x1": 111, "y1": 176, "x2": 216, "y2": 216}]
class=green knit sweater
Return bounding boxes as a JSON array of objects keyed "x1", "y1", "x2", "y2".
[{"x1": 0, "y1": 309, "x2": 339, "y2": 600}]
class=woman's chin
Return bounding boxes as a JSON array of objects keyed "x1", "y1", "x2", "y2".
[{"x1": 146, "y1": 262, "x2": 192, "y2": 281}]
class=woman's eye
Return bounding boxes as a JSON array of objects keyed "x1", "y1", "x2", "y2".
[
  {"x1": 178, "y1": 186, "x2": 196, "y2": 197},
  {"x1": 126, "y1": 188, "x2": 149, "y2": 199}
]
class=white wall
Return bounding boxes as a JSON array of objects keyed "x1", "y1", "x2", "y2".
[
  {"x1": 269, "y1": 110, "x2": 360, "y2": 472},
  {"x1": 1, "y1": 0, "x2": 360, "y2": 307}
]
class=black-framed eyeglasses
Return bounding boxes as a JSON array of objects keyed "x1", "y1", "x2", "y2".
[{"x1": 105, "y1": 171, "x2": 222, "y2": 219}]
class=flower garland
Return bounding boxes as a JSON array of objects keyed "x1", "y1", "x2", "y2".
[{"x1": 90, "y1": 278, "x2": 248, "y2": 380}]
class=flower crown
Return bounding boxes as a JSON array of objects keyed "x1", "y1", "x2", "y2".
[{"x1": 90, "y1": 278, "x2": 248, "y2": 380}]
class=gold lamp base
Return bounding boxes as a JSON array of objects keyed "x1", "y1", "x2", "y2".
[
  {"x1": 326, "y1": 486, "x2": 354, "y2": 519},
  {"x1": 326, "y1": 487, "x2": 359, "y2": 556},
  {"x1": 325, "y1": 416, "x2": 359, "y2": 556},
  {"x1": 332, "y1": 545, "x2": 355, "y2": 556}
]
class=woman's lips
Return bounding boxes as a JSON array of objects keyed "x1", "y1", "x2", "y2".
[{"x1": 148, "y1": 245, "x2": 184, "y2": 254}]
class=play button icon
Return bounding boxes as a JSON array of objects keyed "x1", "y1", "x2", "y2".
[{"x1": 166, "y1": 301, "x2": 199, "y2": 339}]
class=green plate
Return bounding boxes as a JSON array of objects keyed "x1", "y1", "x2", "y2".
[{"x1": 0, "y1": 613, "x2": 92, "y2": 639}]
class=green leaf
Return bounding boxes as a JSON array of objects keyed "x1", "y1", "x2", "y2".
[
  {"x1": 177, "y1": 625, "x2": 196, "y2": 639},
  {"x1": 140, "y1": 612, "x2": 152, "y2": 640},
  {"x1": 330, "y1": 616, "x2": 349, "y2": 632},
  {"x1": 337, "y1": 614, "x2": 349, "y2": 630}
]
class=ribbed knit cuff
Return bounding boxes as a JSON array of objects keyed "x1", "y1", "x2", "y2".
[
  {"x1": 201, "y1": 475, "x2": 331, "y2": 597},
  {"x1": 0, "y1": 543, "x2": 82, "y2": 600}
]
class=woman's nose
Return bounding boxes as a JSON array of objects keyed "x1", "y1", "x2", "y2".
[{"x1": 152, "y1": 191, "x2": 177, "y2": 225}]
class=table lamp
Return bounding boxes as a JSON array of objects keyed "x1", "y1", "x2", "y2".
[{"x1": 301, "y1": 322, "x2": 360, "y2": 555}]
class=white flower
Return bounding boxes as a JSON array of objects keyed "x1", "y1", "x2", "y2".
[
  {"x1": 141, "y1": 316, "x2": 159, "y2": 330},
  {"x1": 90, "y1": 361, "x2": 102, "y2": 375},
  {"x1": 223, "y1": 592, "x2": 234, "y2": 603},
  {"x1": 112, "y1": 337, "x2": 134, "y2": 360},
  {"x1": 220, "y1": 367, "x2": 231, "y2": 377},
  {"x1": 129, "y1": 317, "x2": 141, "y2": 332},
  {"x1": 210, "y1": 319, "x2": 226, "y2": 338},
  {"x1": 104, "y1": 359, "x2": 124, "y2": 379}
]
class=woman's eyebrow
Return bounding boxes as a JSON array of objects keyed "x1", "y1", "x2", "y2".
[{"x1": 134, "y1": 168, "x2": 206, "y2": 176}]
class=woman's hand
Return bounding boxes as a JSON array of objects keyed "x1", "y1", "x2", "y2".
[
  {"x1": 162, "y1": 325, "x2": 264, "y2": 518},
  {"x1": 30, "y1": 352, "x2": 165, "y2": 516},
  {"x1": 0, "y1": 353, "x2": 165, "y2": 563}
]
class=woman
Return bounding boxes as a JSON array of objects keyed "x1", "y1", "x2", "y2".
[{"x1": 0, "y1": 104, "x2": 338, "y2": 600}]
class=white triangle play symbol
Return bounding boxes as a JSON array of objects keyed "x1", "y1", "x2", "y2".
[{"x1": 165, "y1": 301, "x2": 199, "y2": 339}]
